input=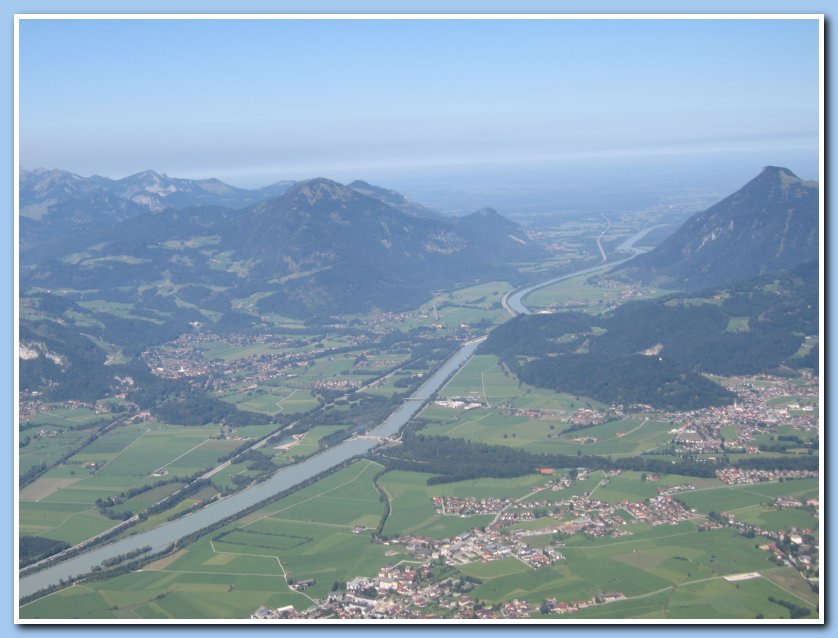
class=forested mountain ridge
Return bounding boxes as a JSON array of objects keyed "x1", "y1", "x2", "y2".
[{"x1": 481, "y1": 261, "x2": 818, "y2": 409}]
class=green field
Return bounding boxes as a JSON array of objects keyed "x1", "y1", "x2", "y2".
[
  {"x1": 468, "y1": 524, "x2": 799, "y2": 617},
  {"x1": 570, "y1": 571, "x2": 816, "y2": 619},
  {"x1": 221, "y1": 386, "x2": 319, "y2": 415},
  {"x1": 20, "y1": 428, "x2": 96, "y2": 476},
  {"x1": 583, "y1": 472, "x2": 724, "y2": 504},
  {"x1": 217, "y1": 350, "x2": 410, "y2": 415},
  {"x1": 420, "y1": 356, "x2": 681, "y2": 456},
  {"x1": 678, "y1": 480, "x2": 818, "y2": 515},
  {"x1": 23, "y1": 407, "x2": 110, "y2": 430},
  {"x1": 19, "y1": 568, "x2": 312, "y2": 620},
  {"x1": 430, "y1": 353, "x2": 605, "y2": 410},
  {"x1": 417, "y1": 281, "x2": 514, "y2": 328},
  {"x1": 19, "y1": 422, "x2": 241, "y2": 546}
]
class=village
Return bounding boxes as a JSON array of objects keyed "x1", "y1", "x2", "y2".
[
  {"x1": 251, "y1": 562, "x2": 626, "y2": 620},
  {"x1": 249, "y1": 471, "x2": 713, "y2": 620},
  {"x1": 662, "y1": 372, "x2": 819, "y2": 458}
]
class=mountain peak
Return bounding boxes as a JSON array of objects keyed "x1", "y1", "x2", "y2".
[
  {"x1": 757, "y1": 165, "x2": 806, "y2": 186},
  {"x1": 760, "y1": 165, "x2": 797, "y2": 178},
  {"x1": 285, "y1": 178, "x2": 356, "y2": 206},
  {"x1": 124, "y1": 169, "x2": 163, "y2": 183},
  {"x1": 741, "y1": 166, "x2": 817, "y2": 197},
  {"x1": 618, "y1": 166, "x2": 819, "y2": 290}
]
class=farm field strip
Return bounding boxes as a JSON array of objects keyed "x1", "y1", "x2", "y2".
[
  {"x1": 156, "y1": 439, "x2": 211, "y2": 471},
  {"x1": 242, "y1": 460, "x2": 383, "y2": 529}
]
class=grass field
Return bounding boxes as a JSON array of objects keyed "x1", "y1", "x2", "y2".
[
  {"x1": 217, "y1": 350, "x2": 409, "y2": 415},
  {"x1": 468, "y1": 523, "x2": 795, "y2": 617},
  {"x1": 420, "y1": 355, "x2": 679, "y2": 456},
  {"x1": 19, "y1": 422, "x2": 242, "y2": 546},
  {"x1": 569, "y1": 570, "x2": 817, "y2": 619},
  {"x1": 417, "y1": 282, "x2": 514, "y2": 328},
  {"x1": 23, "y1": 407, "x2": 110, "y2": 430},
  {"x1": 582, "y1": 472, "x2": 724, "y2": 504},
  {"x1": 20, "y1": 428, "x2": 96, "y2": 476},
  {"x1": 678, "y1": 479, "x2": 818, "y2": 515},
  {"x1": 19, "y1": 568, "x2": 312, "y2": 620},
  {"x1": 674, "y1": 479, "x2": 819, "y2": 533},
  {"x1": 429, "y1": 353, "x2": 604, "y2": 413}
]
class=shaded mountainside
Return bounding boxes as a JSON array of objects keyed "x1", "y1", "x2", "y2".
[
  {"x1": 237, "y1": 181, "x2": 542, "y2": 316},
  {"x1": 616, "y1": 166, "x2": 818, "y2": 290},
  {"x1": 481, "y1": 261, "x2": 818, "y2": 409}
]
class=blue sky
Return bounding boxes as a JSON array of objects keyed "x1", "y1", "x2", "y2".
[{"x1": 18, "y1": 17, "x2": 819, "y2": 186}]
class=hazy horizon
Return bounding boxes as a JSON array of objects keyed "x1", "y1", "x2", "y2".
[{"x1": 19, "y1": 17, "x2": 819, "y2": 196}]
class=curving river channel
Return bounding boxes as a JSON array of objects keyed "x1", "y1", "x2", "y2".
[
  {"x1": 503, "y1": 224, "x2": 664, "y2": 316},
  {"x1": 19, "y1": 224, "x2": 661, "y2": 601}
]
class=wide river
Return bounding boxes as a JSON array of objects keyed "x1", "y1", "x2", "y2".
[{"x1": 20, "y1": 225, "x2": 660, "y2": 600}]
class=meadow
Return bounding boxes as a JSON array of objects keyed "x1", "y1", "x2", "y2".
[
  {"x1": 420, "y1": 354, "x2": 679, "y2": 458},
  {"x1": 19, "y1": 422, "x2": 241, "y2": 546}
]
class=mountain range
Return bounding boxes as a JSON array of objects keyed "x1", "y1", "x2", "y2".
[
  {"x1": 20, "y1": 168, "x2": 298, "y2": 250},
  {"x1": 21, "y1": 175, "x2": 541, "y2": 319}
]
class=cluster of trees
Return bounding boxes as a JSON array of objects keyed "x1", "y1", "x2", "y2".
[
  {"x1": 95, "y1": 476, "x2": 191, "y2": 519},
  {"x1": 515, "y1": 353, "x2": 736, "y2": 411},
  {"x1": 143, "y1": 477, "x2": 211, "y2": 520},
  {"x1": 231, "y1": 449, "x2": 279, "y2": 473},
  {"x1": 375, "y1": 432, "x2": 721, "y2": 483},
  {"x1": 19, "y1": 463, "x2": 48, "y2": 488},
  {"x1": 100, "y1": 546, "x2": 152, "y2": 568},
  {"x1": 152, "y1": 396, "x2": 273, "y2": 427},
  {"x1": 19, "y1": 536, "x2": 71, "y2": 568},
  {"x1": 767, "y1": 596, "x2": 812, "y2": 619},
  {"x1": 733, "y1": 455, "x2": 818, "y2": 472}
]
